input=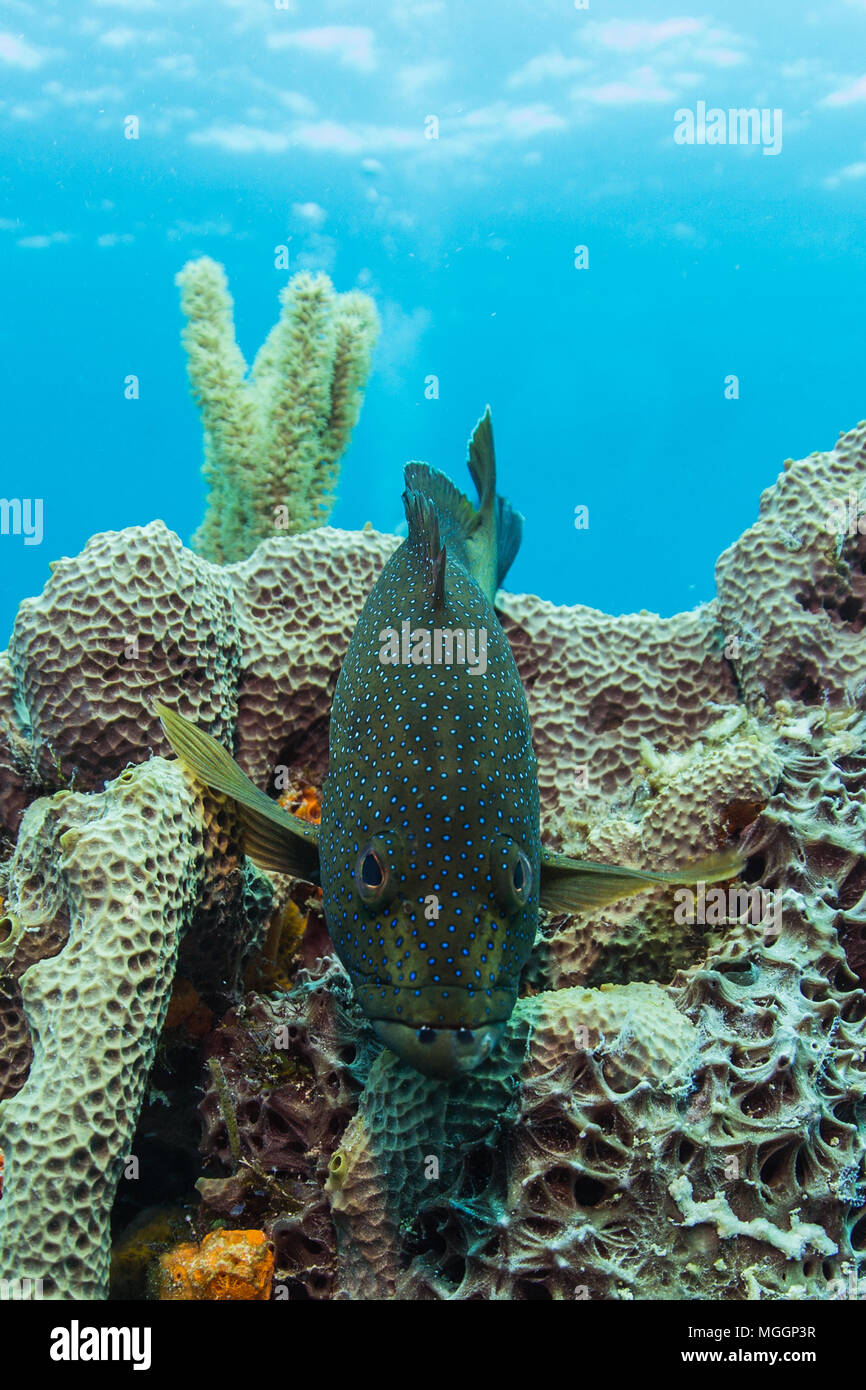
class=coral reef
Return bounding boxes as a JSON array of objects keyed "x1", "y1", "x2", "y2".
[
  {"x1": 326, "y1": 812, "x2": 866, "y2": 1298},
  {"x1": 0, "y1": 761, "x2": 203, "y2": 1298},
  {"x1": 6, "y1": 521, "x2": 240, "y2": 789},
  {"x1": 109, "y1": 1207, "x2": 190, "y2": 1301},
  {"x1": 229, "y1": 529, "x2": 395, "y2": 788},
  {"x1": 177, "y1": 257, "x2": 379, "y2": 564},
  {"x1": 716, "y1": 422, "x2": 866, "y2": 709},
  {"x1": 0, "y1": 522, "x2": 395, "y2": 800},
  {"x1": 525, "y1": 709, "x2": 785, "y2": 990},
  {"x1": 0, "y1": 417, "x2": 864, "y2": 1300},
  {"x1": 499, "y1": 598, "x2": 737, "y2": 820},
  {"x1": 195, "y1": 965, "x2": 370, "y2": 1300},
  {"x1": 0, "y1": 654, "x2": 30, "y2": 846},
  {"x1": 0, "y1": 757, "x2": 270, "y2": 1299}
]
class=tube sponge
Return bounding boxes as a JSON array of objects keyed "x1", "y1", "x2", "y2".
[{"x1": 176, "y1": 257, "x2": 379, "y2": 564}]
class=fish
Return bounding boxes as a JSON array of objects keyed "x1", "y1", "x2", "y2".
[{"x1": 156, "y1": 408, "x2": 742, "y2": 1079}]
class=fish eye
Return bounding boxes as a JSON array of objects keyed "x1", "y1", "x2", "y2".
[
  {"x1": 361, "y1": 851, "x2": 384, "y2": 888},
  {"x1": 354, "y1": 838, "x2": 399, "y2": 906},
  {"x1": 511, "y1": 850, "x2": 532, "y2": 904},
  {"x1": 491, "y1": 840, "x2": 533, "y2": 911}
]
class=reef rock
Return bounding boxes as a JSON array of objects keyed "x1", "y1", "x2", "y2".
[
  {"x1": 717, "y1": 421, "x2": 866, "y2": 710},
  {"x1": 0, "y1": 418, "x2": 864, "y2": 1301},
  {"x1": 0, "y1": 758, "x2": 261, "y2": 1299}
]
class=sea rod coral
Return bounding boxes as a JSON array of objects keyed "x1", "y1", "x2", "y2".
[
  {"x1": 177, "y1": 256, "x2": 379, "y2": 564},
  {"x1": 0, "y1": 417, "x2": 864, "y2": 1300}
]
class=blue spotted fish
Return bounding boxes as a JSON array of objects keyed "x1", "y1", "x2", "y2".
[{"x1": 157, "y1": 410, "x2": 740, "y2": 1079}]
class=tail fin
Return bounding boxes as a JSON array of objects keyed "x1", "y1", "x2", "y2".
[{"x1": 403, "y1": 407, "x2": 523, "y2": 604}]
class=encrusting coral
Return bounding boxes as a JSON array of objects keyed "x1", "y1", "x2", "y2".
[
  {"x1": 6, "y1": 521, "x2": 241, "y2": 791},
  {"x1": 0, "y1": 757, "x2": 272, "y2": 1299},
  {"x1": 177, "y1": 257, "x2": 379, "y2": 564},
  {"x1": 158, "y1": 1228, "x2": 274, "y2": 1301},
  {"x1": 3, "y1": 521, "x2": 394, "y2": 797},
  {"x1": 0, "y1": 416, "x2": 865, "y2": 1300},
  {"x1": 716, "y1": 425, "x2": 866, "y2": 708},
  {"x1": 0, "y1": 761, "x2": 205, "y2": 1299}
]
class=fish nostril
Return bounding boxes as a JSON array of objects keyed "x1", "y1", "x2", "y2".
[
  {"x1": 417, "y1": 1027, "x2": 437, "y2": 1045},
  {"x1": 456, "y1": 1027, "x2": 474, "y2": 1045}
]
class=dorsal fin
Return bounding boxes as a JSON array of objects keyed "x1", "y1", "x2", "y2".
[
  {"x1": 404, "y1": 462, "x2": 478, "y2": 542},
  {"x1": 402, "y1": 488, "x2": 448, "y2": 610},
  {"x1": 403, "y1": 409, "x2": 524, "y2": 604}
]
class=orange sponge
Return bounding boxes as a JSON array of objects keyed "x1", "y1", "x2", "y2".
[{"x1": 158, "y1": 1229, "x2": 274, "y2": 1301}]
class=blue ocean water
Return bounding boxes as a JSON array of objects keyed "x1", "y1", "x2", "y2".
[{"x1": 2, "y1": 0, "x2": 865, "y2": 643}]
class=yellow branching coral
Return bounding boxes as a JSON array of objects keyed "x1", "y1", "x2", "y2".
[{"x1": 176, "y1": 257, "x2": 379, "y2": 564}]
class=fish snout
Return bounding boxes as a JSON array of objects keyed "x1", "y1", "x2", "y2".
[{"x1": 372, "y1": 1019, "x2": 506, "y2": 1079}]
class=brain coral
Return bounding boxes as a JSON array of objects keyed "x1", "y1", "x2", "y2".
[{"x1": 0, "y1": 415, "x2": 864, "y2": 1302}]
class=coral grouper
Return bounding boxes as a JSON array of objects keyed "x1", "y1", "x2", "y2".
[{"x1": 158, "y1": 410, "x2": 740, "y2": 1078}]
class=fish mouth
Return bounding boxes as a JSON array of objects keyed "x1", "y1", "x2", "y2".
[{"x1": 372, "y1": 1020, "x2": 507, "y2": 1079}]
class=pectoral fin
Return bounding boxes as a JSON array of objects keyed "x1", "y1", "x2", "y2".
[
  {"x1": 539, "y1": 847, "x2": 743, "y2": 915},
  {"x1": 155, "y1": 702, "x2": 320, "y2": 881}
]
